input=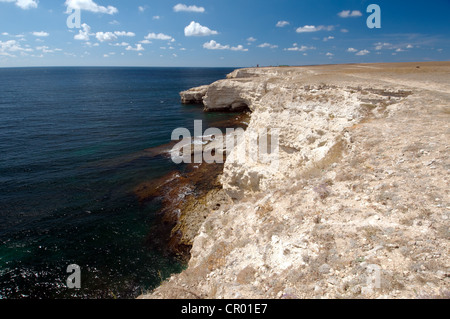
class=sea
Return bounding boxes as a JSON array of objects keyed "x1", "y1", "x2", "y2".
[{"x1": 0, "y1": 67, "x2": 238, "y2": 299}]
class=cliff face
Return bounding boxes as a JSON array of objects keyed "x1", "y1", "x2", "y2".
[
  {"x1": 181, "y1": 65, "x2": 414, "y2": 200},
  {"x1": 144, "y1": 62, "x2": 450, "y2": 299},
  {"x1": 180, "y1": 85, "x2": 209, "y2": 104}
]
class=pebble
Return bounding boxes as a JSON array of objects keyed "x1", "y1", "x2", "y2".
[{"x1": 319, "y1": 264, "x2": 331, "y2": 274}]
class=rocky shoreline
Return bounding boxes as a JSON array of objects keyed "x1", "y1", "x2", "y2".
[
  {"x1": 140, "y1": 62, "x2": 449, "y2": 299},
  {"x1": 134, "y1": 112, "x2": 250, "y2": 262}
]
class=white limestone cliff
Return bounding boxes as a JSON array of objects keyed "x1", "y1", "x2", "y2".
[{"x1": 142, "y1": 62, "x2": 450, "y2": 300}]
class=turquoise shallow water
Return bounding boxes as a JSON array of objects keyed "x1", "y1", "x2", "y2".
[{"x1": 0, "y1": 67, "x2": 236, "y2": 298}]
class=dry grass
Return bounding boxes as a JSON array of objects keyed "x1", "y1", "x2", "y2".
[
  {"x1": 361, "y1": 226, "x2": 382, "y2": 241},
  {"x1": 315, "y1": 138, "x2": 346, "y2": 169}
]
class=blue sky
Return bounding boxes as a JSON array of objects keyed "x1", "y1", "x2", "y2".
[{"x1": 0, "y1": 0, "x2": 449, "y2": 67}]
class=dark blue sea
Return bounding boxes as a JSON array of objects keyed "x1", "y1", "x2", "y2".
[{"x1": 0, "y1": 67, "x2": 237, "y2": 298}]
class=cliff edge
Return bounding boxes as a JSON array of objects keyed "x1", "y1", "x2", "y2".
[{"x1": 141, "y1": 62, "x2": 450, "y2": 299}]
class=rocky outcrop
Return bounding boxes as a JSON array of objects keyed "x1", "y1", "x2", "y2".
[
  {"x1": 180, "y1": 85, "x2": 209, "y2": 104},
  {"x1": 182, "y1": 66, "x2": 415, "y2": 199},
  {"x1": 202, "y1": 79, "x2": 267, "y2": 112},
  {"x1": 180, "y1": 79, "x2": 264, "y2": 112},
  {"x1": 142, "y1": 62, "x2": 450, "y2": 299}
]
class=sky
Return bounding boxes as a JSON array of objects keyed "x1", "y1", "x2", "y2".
[{"x1": 0, "y1": 0, "x2": 449, "y2": 67}]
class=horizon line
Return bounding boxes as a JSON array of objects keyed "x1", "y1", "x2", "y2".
[{"x1": 0, "y1": 59, "x2": 449, "y2": 70}]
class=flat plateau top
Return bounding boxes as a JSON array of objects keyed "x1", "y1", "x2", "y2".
[
  {"x1": 235, "y1": 61, "x2": 450, "y2": 94},
  {"x1": 247, "y1": 61, "x2": 450, "y2": 74}
]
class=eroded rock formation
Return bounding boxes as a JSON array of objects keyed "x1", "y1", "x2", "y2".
[{"x1": 142, "y1": 62, "x2": 450, "y2": 299}]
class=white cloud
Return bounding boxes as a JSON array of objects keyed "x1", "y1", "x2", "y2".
[
  {"x1": 230, "y1": 45, "x2": 247, "y2": 52},
  {"x1": 284, "y1": 44, "x2": 316, "y2": 52},
  {"x1": 110, "y1": 42, "x2": 129, "y2": 47},
  {"x1": 323, "y1": 36, "x2": 334, "y2": 42},
  {"x1": 247, "y1": 37, "x2": 257, "y2": 42},
  {"x1": 202, "y1": 41, "x2": 227, "y2": 50},
  {"x1": 203, "y1": 40, "x2": 247, "y2": 51},
  {"x1": 296, "y1": 25, "x2": 334, "y2": 33},
  {"x1": 153, "y1": 16, "x2": 160, "y2": 20},
  {"x1": 35, "y1": 45, "x2": 62, "y2": 53},
  {"x1": 356, "y1": 49, "x2": 370, "y2": 56},
  {"x1": 126, "y1": 44, "x2": 144, "y2": 51},
  {"x1": 74, "y1": 23, "x2": 92, "y2": 41},
  {"x1": 347, "y1": 47, "x2": 358, "y2": 53},
  {"x1": 114, "y1": 31, "x2": 135, "y2": 37},
  {"x1": 184, "y1": 21, "x2": 218, "y2": 37},
  {"x1": 326, "y1": 52, "x2": 334, "y2": 56},
  {"x1": 0, "y1": 39, "x2": 34, "y2": 57},
  {"x1": 341, "y1": 28, "x2": 349, "y2": 33},
  {"x1": 17, "y1": 0, "x2": 38, "y2": 9},
  {"x1": 257, "y1": 43, "x2": 278, "y2": 49},
  {"x1": 296, "y1": 25, "x2": 317, "y2": 33},
  {"x1": 374, "y1": 42, "x2": 415, "y2": 52},
  {"x1": 0, "y1": 0, "x2": 38, "y2": 10},
  {"x1": 338, "y1": 10, "x2": 363, "y2": 18},
  {"x1": 95, "y1": 32, "x2": 117, "y2": 42},
  {"x1": 94, "y1": 31, "x2": 134, "y2": 42},
  {"x1": 139, "y1": 39, "x2": 152, "y2": 44},
  {"x1": 145, "y1": 32, "x2": 175, "y2": 42},
  {"x1": 276, "y1": 21, "x2": 290, "y2": 28},
  {"x1": 374, "y1": 42, "x2": 393, "y2": 50},
  {"x1": 84, "y1": 41, "x2": 99, "y2": 47},
  {"x1": 65, "y1": 0, "x2": 118, "y2": 15},
  {"x1": 32, "y1": 31, "x2": 49, "y2": 37},
  {"x1": 138, "y1": 6, "x2": 146, "y2": 12},
  {"x1": 173, "y1": 3, "x2": 205, "y2": 13}
]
